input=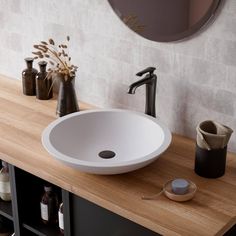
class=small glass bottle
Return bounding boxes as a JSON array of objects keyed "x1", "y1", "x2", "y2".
[
  {"x1": 36, "y1": 61, "x2": 53, "y2": 100},
  {"x1": 40, "y1": 186, "x2": 59, "y2": 225},
  {"x1": 58, "y1": 203, "x2": 64, "y2": 234},
  {"x1": 0, "y1": 161, "x2": 11, "y2": 201},
  {"x1": 22, "y1": 57, "x2": 38, "y2": 96}
]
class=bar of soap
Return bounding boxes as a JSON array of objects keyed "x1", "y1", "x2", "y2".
[{"x1": 171, "y1": 179, "x2": 189, "y2": 195}]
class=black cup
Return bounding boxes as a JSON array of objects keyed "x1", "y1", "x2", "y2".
[{"x1": 194, "y1": 144, "x2": 227, "y2": 178}]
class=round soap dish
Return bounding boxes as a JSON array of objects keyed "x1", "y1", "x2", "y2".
[{"x1": 163, "y1": 179, "x2": 197, "y2": 202}]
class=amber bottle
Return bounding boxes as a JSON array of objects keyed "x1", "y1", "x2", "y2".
[
  {"x1": 22, "y1": 57, "x2": 38, "y2": 96},
  {"x1": 36, "y1": 61, "x2": 53, "y2": 100},
  {"x1": 40, "y1": 186, "x2": 59, "y2": 225}
]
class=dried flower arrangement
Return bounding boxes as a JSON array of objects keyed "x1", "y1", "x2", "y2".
[{"x1": 32, "y1": 36, "x2": 78, "y2": 81}]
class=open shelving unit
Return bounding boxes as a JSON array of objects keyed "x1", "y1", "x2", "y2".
[
  {"x1": 0, "y1": 160, "x2": 70, "y2": 236},
  {"x1": 11, "y1": 166, "x2": 69, "y2": 236}
]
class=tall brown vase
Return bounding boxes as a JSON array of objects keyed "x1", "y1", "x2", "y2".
[{"x1": 56, "y1": 74, "x2": 79, "y2": 117}]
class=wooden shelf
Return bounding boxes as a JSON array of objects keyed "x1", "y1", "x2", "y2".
[
  {"x1": 23, "y1": 220, "x2": 61, "y2": 236},
  {"x1": 0, "y1": 199, "x2": 13, "y2": 221}
]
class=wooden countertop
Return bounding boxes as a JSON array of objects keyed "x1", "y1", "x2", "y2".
[{"x1": 0, "y1": 75, "x2": 236, "y2": 236}]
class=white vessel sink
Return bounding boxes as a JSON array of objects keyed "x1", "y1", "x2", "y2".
[{"x1": 42, "y1": 109, "x2": 172, "y2": 175}]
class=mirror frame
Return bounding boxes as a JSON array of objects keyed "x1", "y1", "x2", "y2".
[{"x1": 108, "y1": 0, "x2": 223, "y2": 42}]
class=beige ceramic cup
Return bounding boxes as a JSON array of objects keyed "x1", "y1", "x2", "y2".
[{"x1": 197, "y1": 120, "x2": 233, "y2": 149}]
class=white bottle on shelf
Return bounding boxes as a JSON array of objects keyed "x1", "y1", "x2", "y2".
[
  {"x1": 58, "y1": 203, "x2": 64, "y2": 234},
  {"x1": 0, "y1": 161, "x2": 11, "y2": 201}
]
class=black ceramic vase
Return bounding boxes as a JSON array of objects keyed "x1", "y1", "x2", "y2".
[{"x1": 56, "y1": 74, "x2": 79, "y2": 117}]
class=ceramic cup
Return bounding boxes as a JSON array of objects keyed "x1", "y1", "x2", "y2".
[{"x1": 197, "y1": 120, "x2": 233, "y2": 149}]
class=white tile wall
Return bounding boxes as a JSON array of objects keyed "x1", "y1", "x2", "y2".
[{"x1": 0, "y1": 0, "x2": 236, "y2": 152}]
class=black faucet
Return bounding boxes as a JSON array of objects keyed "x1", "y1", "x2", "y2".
[{"x1": 128, "y1": 67, "x2": 157, "y2": 118}]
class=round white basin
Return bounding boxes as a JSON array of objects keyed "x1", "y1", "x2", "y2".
[{"x1": 42, "y1": 109, "x2": 172, "y2": 174}]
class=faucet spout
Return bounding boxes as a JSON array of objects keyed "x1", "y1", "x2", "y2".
[
  {"x1": 128, "y1": 77, "x2": 152, "y2": 94},
  {"x1": 128, "y1": 67, "x2": 157, "y2": 118}
]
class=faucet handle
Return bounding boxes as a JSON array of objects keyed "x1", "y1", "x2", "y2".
[{"x1": 136, "y1": 67, "x2": 156, "y2": 77}]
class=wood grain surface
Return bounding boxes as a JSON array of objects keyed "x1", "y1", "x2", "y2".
[{"x1": 0, "y1": 75, "x2": 235, "y2": 236}]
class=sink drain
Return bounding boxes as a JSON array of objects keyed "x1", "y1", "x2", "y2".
[{"x1": 98, "y1": 150, "x2": 116, "y2": 159}]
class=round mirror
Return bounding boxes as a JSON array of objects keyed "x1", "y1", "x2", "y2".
[{"x1": 108, "y1": 0, "x2": 222, "y2": 42}]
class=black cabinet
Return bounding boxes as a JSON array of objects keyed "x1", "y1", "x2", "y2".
[
  {"x1": 70, "y1": 195, "x2": 159, "y2": 236},
  {"x1": 0, "y1": 160, "x2": 235, "y2": 236}
]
